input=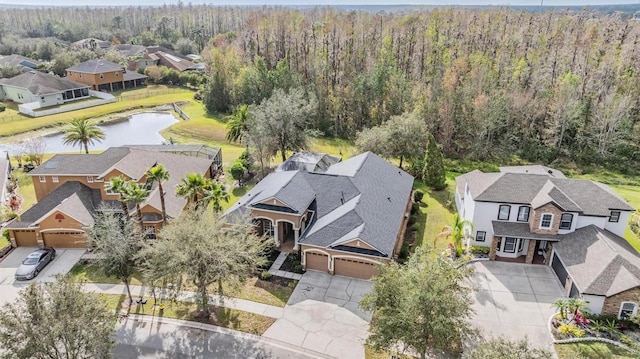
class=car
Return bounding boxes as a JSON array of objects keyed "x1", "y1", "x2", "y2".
[{"x1": 15, "y1": 247, "x2": 56, "y2": 281}]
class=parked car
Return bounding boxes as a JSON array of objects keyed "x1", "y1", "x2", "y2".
[{"x1": 15, "y1": 247, "x2": 56, "y2": 281}]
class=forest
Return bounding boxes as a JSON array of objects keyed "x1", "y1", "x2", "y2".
[{"x1": 0, "y1": 5, "x2": 640, "y2": 171}]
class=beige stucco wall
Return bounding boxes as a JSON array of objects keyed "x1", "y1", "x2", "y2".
[
  {"x1": 33, "y1": 175, "x2": 106, "y2": 201},
  {"x1": 66, "y1": 69, "x2": 124, "y2": 90}
]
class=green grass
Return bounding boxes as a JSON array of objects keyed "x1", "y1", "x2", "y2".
[
  {"x1": 12, "y1": 168, "x2": 36, "y2": 212},
  {"x1": 67, "y1": 261, "x2": 144, "y2": 286},
  {"x1": 101, "y1": 293, "x2": 275, "y2": 335},
  {"x1": 413, "y1": 179, "x2": 456, "y2": 253},
  {"x1": 554, "y1": 342, "x2": 639, "y2": 359},
  {"x1": 0, "y1": 85, "x2": 194, "y2": 137}
]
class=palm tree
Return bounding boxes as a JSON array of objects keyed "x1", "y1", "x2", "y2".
[
  {"x1": 176, "y1": 173, "x2": 208, "y2": 210},
  {"x1": 203, "y1": 180, "x2": 229, "y2": 213},
  {"x1": 438, "y1": 213, "x2": 473, "y2": 257},
  {"x1": 146, "y1": 164, "x2": 170, "y2": 224},
  {"x1": 108, "y1": 175, "x2": 129, "y2": 218},
  {"x1": 122, "y1": 182, "x2": 150, "y2": 233},
  {"x1": 225, "y1": 104, "x2": 250, "y2": 144},
  {"x1": 62, "y1": 118, "x2": 106, "y2": 154}
]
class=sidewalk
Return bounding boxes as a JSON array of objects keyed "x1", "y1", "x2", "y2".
[{"x1": 82, "y1": 282, "x2": 284, "y2": 319}]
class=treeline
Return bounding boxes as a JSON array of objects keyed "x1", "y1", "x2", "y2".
[{"x1": 1, "y1": 6, "x2": 639, "y2": 170}]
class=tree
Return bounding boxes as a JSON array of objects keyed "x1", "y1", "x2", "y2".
[
  {"x1": 229, "y1": 161, "x2": 246, "y2": 187},
  {"x1": 203, "y1": 180, "x2": 229, "y2": 213},
  {"x1": 439, "y1": 213, "x2": 473, "y2": 257},
  {"x1": 361, "y1": 245, "x2": 475, "y2": 359},
  {"x1": 225, "y1": 104, "x2": 250, "y2": 144},
  {"x1": 62, "y1": 118, "x2": 105, "y2": 154},
  {"x1": 423, "y1": 133, "x2": 446, "y2": 190},
  {"x1": 22, "y1": 136, "x2": 46, "y2": 166},
  {"x1": 249, "y1": 88, "x2": 317, "y2": 162},
  {"x1": 121, "y1": 182, "x2": 150, "y2": 233},
  {"x1": 175, "y1": 173, "x2": 208, "y2": 209},
  {"x1": 0, "y1": 276, "x2": 116, "y2": 359},
  {"x1": 89, "y1": 210, "x2": 144, "y2": 305},
  {"x1": 464, "y1": 337, "x2": 553, "y2": 359},
  {"x1": 140, "y1": 211, "x2": 269, "y2": 318},
  {"x1": 107, "y1": 175, "x2": 129, "y2": 218},
  {"x1": 146, "y1": 164, "x2": 170, "y2": 224},
  {"x1": 175, "y1": 37, "x2": 197, "y2": 55}
]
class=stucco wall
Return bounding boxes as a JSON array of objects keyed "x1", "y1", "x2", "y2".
[
  {"x1": 604, "y1": 211, "x2": 632, "y2": 238},
  {"x1": 1, "y1": 85, "x2": 35, "y2": 103},
  {"x1": 32, "y1": 175, "x2": 106, "y2": 201},
  {"x1": 583, "y1": 294, "x2": 606, "y2": 315}
]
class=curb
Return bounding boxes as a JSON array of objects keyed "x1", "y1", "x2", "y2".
[{"x1": 123, "y1": 313, "x2": 335, "y2": 359}]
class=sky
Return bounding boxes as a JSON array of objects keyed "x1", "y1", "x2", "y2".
[{"x1": 2, "y1": 0, "x2": 640, "y2": 7}]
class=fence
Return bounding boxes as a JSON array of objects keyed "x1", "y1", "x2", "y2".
[
  {"x1": 116, "y1": 88, "x2": 180, "y2": 102},
  {"x1": 173, "y1": 102, "x2": 190, "y2": 120}
]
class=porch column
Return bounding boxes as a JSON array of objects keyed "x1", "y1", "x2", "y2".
[
  {"x1": 525, "y1": 239, "x2": 536, "y2": 264},
  {"x1": 293, "y1": 228, "x2": 299, "y2": 250},
  {"x1": 273, "y1": 221, "x2": 280, "y2": 246},
  {"x1": 489, "y1": 236, "x2": 498, "y2": 260}
]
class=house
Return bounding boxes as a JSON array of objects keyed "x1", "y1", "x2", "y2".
[
  {"x1": 225, "y1": 152, "x2": 414, "y2": 279},
  {"x1": 0, "y1": 54, "x2": 42, "y2": 71},
  {"x1": 66, "y1": 59, "x2": 147, "y2": 92},
  {"x1": 455, "y1": 165, "x2": 638, "y2": 317},
  {"x1": 275, "y1": 152, "x2": 341, "y2": 172},
  {"x1": 129, "y1": 46, "x2": 201, "y2": 73},
  {"x1": 6, "y1": 146, "x2": 215, "y2": 248},
  {"x1": 123, "y1": 144, "x2": 223, "y2": 173},
  {"x1": 70, "y1": 38, "x2": 111, "y2": 51},
  {"x1": 0, "y1": 71, "x2": 90, "y2": 107},
  {"x1": 108, "y1": 44, "x2": 146, "y2": 58},
  {"x1": 0, "y1": 151, "x2": 12, "y2": 207}
]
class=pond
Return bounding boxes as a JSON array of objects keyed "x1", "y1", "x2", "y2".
[{"x1": 5, "y1": 112, "x2": 179, "y2": 153}]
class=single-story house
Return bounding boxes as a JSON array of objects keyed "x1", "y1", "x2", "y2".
[
  {"x1": 275, "y1": 152, "x2": 342, "y2": 172},
  {"x1": 0, "y1": 71, "x2": 90, "y2": 107},
  {"x1": 0, "y1": 54, "x2": 42, "y2": 71}
]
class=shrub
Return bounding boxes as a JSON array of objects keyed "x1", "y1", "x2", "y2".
[
  {"x1": 408, "y1": 215, "x2": 416, "y2": 226},
  {"x1": 293, "y1": 264, "x2": 303, "y2": 273},
  {"x1": 413, "y1": 190, "x2": 424, "y2": 203},
  {"x1": 260, "y1": 271, "x2": 272, "y2": 280},
  {"x1": 0, "y1": 103, "x2": 5, "y2": 112},
  {"x1": 399, "y1": 243, "x2": 409, "y2": 260},
  {"x1": 229, "y1": 161, "x2": 247, "y2": 186},
  {"x1": 469, "y1": 246, "x2": 490, "y2": 255},
  {"x1": 558, "y1": 324, "x2": 585, "y2": 338},
  {"x1": 411, "y1": 203, "x2": 420, "y2": 215}
]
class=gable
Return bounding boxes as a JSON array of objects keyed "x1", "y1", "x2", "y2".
[{"x1": 339, "y1": 238, "x2": 376, "y2": 251}]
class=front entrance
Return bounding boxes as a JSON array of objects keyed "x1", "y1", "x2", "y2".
[{"x1": 279, "y1": 221, "x2": 295, "y2": 252}]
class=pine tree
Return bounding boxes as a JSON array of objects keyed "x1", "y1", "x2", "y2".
[{"x1": 423, "y1": 134, "x2": 447, "y2": 190}]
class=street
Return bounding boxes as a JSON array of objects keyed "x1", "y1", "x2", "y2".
[{"x1": 113, "y1": 315, "x2": 330, "y2": 359}]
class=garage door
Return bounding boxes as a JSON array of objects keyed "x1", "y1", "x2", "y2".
[
  {"x1": 334, "y1": 258, "x2": 379, "y2": 280},
  {"x1": 551, "y1": 253, "x2": 568, "y2": 287},
  {"x1": 305, "y1": 252, "x2": 329, "y2": 272},
  {"x1": 42, "y1": 231, "x2": 87, "y2": 248},
  {"x1": 14, "y1": 230, "x2": 37, "y2": 247}
]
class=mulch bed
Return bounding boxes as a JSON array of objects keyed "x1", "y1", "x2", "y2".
[{"x1": 280, "y1": 253, "x2": 304, "y2": 274}]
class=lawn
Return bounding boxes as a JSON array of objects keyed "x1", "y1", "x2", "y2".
[
  {"x1": 554, "y1": 342, "x2": 639, "y2": 359},
  {"x1": 68, "y1": 260, "x2": 294, "y2": 307},
  {"x1": 412, "y1": 178, "x2": 456, "y2": 253},
  {"x1": 101, "y1": 293, "x2": 275, "y2": 335},
  {"x1": 12, "y1": 168, "x2": 36, "y2": 212}
]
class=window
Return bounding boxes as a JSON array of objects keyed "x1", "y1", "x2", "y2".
[
  {"x1": 86, "y1": 176, "x2": 94, "y2": 183},
  {"x1": 497, "y1": 237, "x2": 502, "y2": 251},
  {"x1": 559, "y1": 213, "x2": 573, "y2": 230},
  {"x1": 518, "y1": 238, "x2": 524, "y2": 252},
  {"x1": 609, "y1": 211, "x2": 621, "y2": 223},
  {"x1": 116, "y1": 72, "x2": 119, "y2": 77},
  {"x1": 540, "y1": 214, "x2": 553, "y2": 229},
  {"x1": 619, "y1": 302, "x2": 638, "y2": 319},
  {"x1": 39, "y1": 176, "x2": 46, "y2": 183},
  {"x1": 105, "y1": 183, "x2": 117, "y2": 194},
  {"x1": 504, "y1": 237, "x2": 517, "y2": 253},
  {"x1": 476, "y1": 231, "x2": 486, "y2": 242},
  {"x1": 52, "y1": 176, "x2": 58, "y2": 183},
  {"x1": 498, "y1": 205, "x2": 511, "y2": 220},
  {"x1": 517, "y1": 206, "x2": 530, "y2": 222},
  {"x1": 263, "y1": 220, "x2": 274, "y2": 236}
]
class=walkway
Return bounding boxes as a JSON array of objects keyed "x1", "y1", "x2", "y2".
[
  {"x1": 115, "y1": 313, "x2": 332, "y2": 359},
  {"x1": 268, "y1": 252, "x2": 303, "y2": 280},
  {"x1": 82, "y1": 283, "x2": 284, "y2": 319}
]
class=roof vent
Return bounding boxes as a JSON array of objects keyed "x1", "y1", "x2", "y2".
[
  {"x1": 387, "y1": 197, "x2": 391, "y2": 202},
  {"x1": 548, "y1": 169, "x2": 553, "y2": 175}
]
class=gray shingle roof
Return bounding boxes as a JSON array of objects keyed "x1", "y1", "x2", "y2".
[
  {"x1": 66, "y1": 59, "x2": 123, "y2": 74},
  {"x1": 6, "y1": 181, "x2": 100, "y2": 229},
  {"x1": 225, "y1": 152, "x2": 414, "y2": 258},
  {"x1": 499, "y1": 165, "x2": 566, "y2": 178},
  {"x1": 0, "y1": 54, "x2": 41, "y2": 69},
  {"x1": 455, "y1": 166, "x2": 634, "y2": 215},
  {"x1": 29, "y1": 147, "x2": 131, "y2": 176},
  {"x1": 553, "y1": 225, "x2": 640, "y2": 296},
  {"x1": 276, "y1": 152, "x2": 341, "y2": 173},
  {"x1": 491, "y1": 221, "x2": 562, "y2": 241},
  {"x1": 0, "y1": 71, "x2": 88, "y2": 96}
]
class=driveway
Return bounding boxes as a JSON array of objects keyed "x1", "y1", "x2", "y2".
[
  {"x1": 0, "y1": 247, "x2": 85, "y2": 304},
  {"x1": 263, "y1": 271, "x2": 373, "y2": 359},
  {"x1": 469, "y1": 261, "x2": 563, "y2": 349}
]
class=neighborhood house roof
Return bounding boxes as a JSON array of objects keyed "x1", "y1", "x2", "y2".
[
  {"x1": 456, "y1": 167, "x2": 633, "y2": 216},
  {"x1": 67, "y1": 59, "x2": 123, "y2": 74},
  {"x1": 0, "y1": 54, "x2": 41, "y2": 69},
  {"x1": 0, "y1": 71, "x2": 88, "y2": 96},
  {"x1": 225, "y1": 152, "x2": 414, "y2": 258},
  {"x1": 492, "y1": 221, "x2": 563, "y2": 241},
  {"x1": 553, "y1": 225, "x2": 640, "y2": 297},
  {"x1": 276, "y1": 152, "x2": 341, "y2": 173},
  {"x1": 29, "y1": 147, "x2": 131, "y2": 176}
]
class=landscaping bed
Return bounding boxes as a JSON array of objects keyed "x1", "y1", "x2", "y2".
[
  {"x1": 102, "y1": 294, "x2": 275, "y2": 335},
  {"x1": 280, "y1": 253, "x2": 304, "y2": 274}
]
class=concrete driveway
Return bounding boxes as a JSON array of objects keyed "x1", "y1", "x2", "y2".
[
  {"x1": 0, "y1": 247, "x2": 85, "y2": 304},
  {"x1": 263, "y1": 271, "x2": 373, "y2": 359},
  {"x1": 469, "y1": 261, "x2": 563, "y2": 349}
]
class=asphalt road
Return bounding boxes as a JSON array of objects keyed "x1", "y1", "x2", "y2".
[{"x1": 113, "y1": 315, "x2": 329, "y2": 359}]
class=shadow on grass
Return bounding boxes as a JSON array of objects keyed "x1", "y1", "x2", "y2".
[
  {"x1": 67, "y1": 260, "x2": 144, "y2": 285},
  {"x1": 232, "y1": 186, "x2": 248, "y2": 198},
  {"x1": 254, "y1": 278, "x2": 295, "y2": 304}
]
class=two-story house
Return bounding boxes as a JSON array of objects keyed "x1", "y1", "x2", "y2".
[
  {"x1": 66, "y1": 59, "x2": 147, "y2": 92},
  {"x1": 225, "y1": 152, "x2": 413, "y2": 279},
  {"x1": 456, "y1": 165, "x2": 639, "y2": 317},
  {"x1": 6, "y1": 146, "x2": 217, "y2": 248}
]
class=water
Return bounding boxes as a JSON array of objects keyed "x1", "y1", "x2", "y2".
[{"x1": 6, "y1": 112, "x2": 179, "y2": 153}]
